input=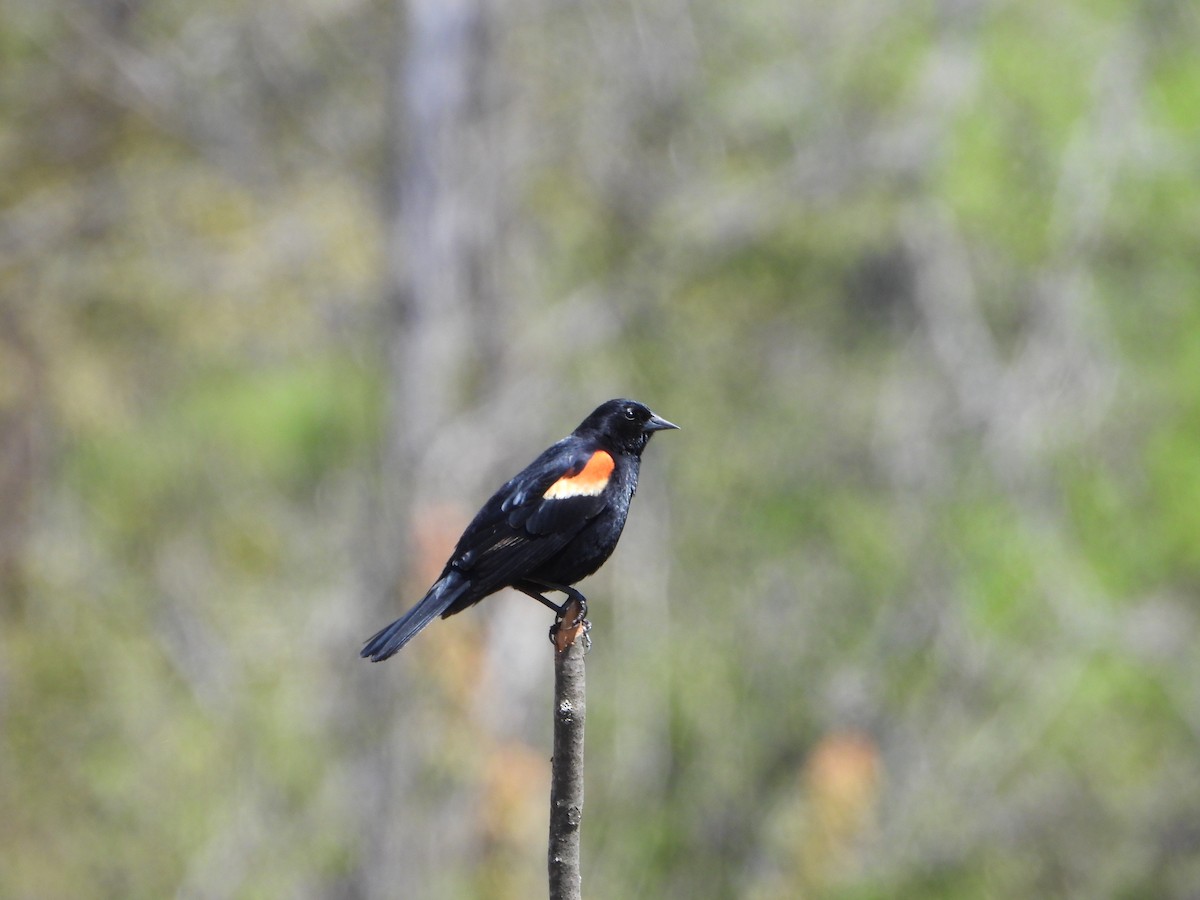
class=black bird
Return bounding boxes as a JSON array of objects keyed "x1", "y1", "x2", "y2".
[{"x1": 361, "y1": 399, "x2": 679, "y2": 661}]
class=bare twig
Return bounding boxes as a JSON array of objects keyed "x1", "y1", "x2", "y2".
[{"x1": 548, "y1": 599, "x2": 588, "y2": 900}]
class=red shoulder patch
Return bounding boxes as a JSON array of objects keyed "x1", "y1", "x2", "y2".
[{"x1": 542, "y1": 450, "x2": 615, "y2": 500}]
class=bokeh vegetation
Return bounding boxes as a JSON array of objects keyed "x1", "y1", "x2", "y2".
[{"x1": 3, "y1": 0, "x2": 1199, "y2": 897}]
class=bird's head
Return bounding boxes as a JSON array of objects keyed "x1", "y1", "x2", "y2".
[{"x1": 577, "y1": 399, "x2": 679, "y2": 455}]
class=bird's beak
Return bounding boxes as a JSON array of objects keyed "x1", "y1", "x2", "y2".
[{"x1": 645, "y1": 412, "x2": 680, "y2": 432}]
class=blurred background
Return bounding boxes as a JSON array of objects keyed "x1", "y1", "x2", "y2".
[{"x1": 3, "y1": 0, "x2": 1200, "y2": 897}]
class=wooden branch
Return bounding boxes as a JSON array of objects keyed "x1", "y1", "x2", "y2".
[{"x1": 548, "y1": 598, "x2": 588, "y2": 900}]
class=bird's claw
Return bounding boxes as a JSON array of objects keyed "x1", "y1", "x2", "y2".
[
  {"x1": 568, "y1": 597, "x2": 588, "y2": 626},
  {"x1": 579, "y1": 626, "x2": 592, "y2": 654}
]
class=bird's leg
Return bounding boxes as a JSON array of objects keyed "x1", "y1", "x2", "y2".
[
  {"x1": 518, "y1": 578, "x2": 588, "y2": 623},
  {"x1": 514, "y1": 583, "x2": 568, "y2": 615},
  {"x1": 515, "y1": 579, "x2": 590, "y2": 645}
]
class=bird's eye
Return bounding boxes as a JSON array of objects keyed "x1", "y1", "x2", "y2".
[{"x1": 624, "y1": 406, "x2": 636, "y2": 420}]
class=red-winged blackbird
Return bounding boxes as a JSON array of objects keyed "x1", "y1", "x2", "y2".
[{"x1": 361, "y1": 399, "x2": 678, "y2": 661}]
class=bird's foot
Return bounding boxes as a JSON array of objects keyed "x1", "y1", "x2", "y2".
[
  {"x1": 549, "y1": 596, "x2": 591, "y2": 653},
  {"x1": 518, "y1": 579, "x2": 589, "y2": 648}
]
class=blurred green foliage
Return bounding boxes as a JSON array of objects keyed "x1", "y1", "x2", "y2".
[{"x1": 2, "y1": 0, "x2": 1200, "y2": 898}]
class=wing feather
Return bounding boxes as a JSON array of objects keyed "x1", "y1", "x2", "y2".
[{"x1": 446, "y1": 441, "x2": 613, "y2": 594}]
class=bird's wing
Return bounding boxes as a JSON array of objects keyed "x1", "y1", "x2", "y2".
[
  {"x1": 447, "y1": 440, "x2": 615, "y2": 590},
  {"x1": 502, "y1": 441, "x2": 615, "y2": 534}
]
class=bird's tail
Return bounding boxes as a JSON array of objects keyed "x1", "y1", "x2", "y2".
[{"x1": 360, "y1": 571, "x2": 471, "y2": 662}]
